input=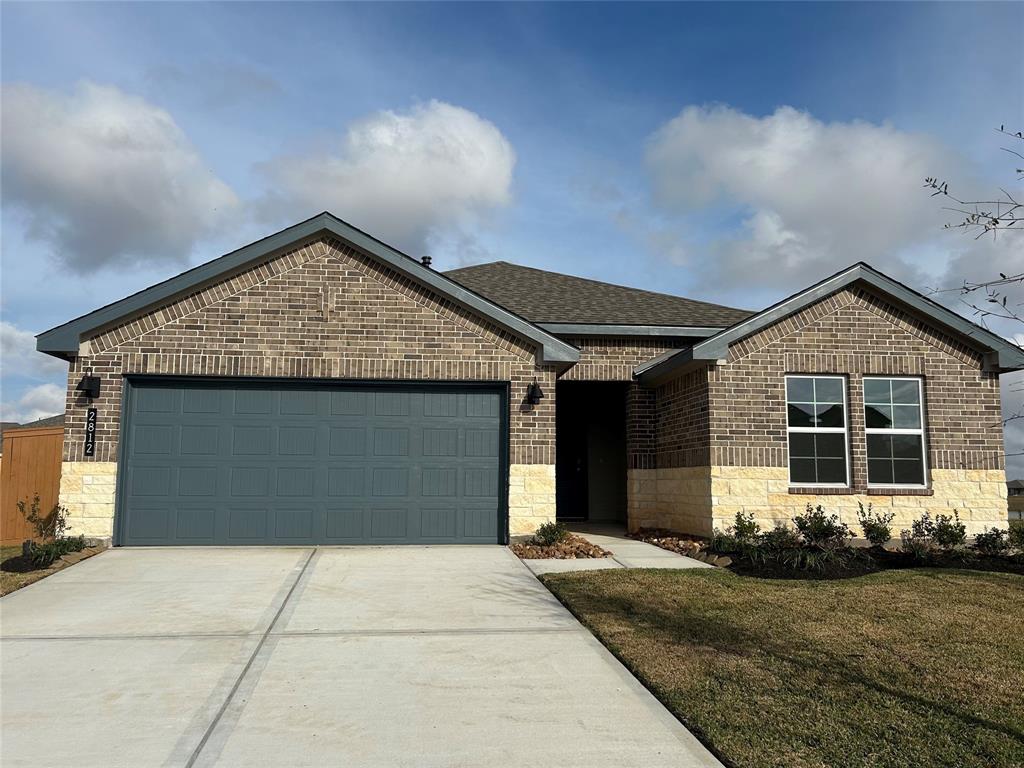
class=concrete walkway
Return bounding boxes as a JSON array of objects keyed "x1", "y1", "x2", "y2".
[
  {"x1": 1, "y1": 546, "x2": 721, "y2": 768},
  {"x1": 523, "y1": 524, "x2": 713, "y2": 575}
]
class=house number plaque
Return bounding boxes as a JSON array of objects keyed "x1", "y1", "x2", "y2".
[{"x1": 84, "y1": 408, "x2": 97, "y2": 457}]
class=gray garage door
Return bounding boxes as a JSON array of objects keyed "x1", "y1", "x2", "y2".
[{"x1": 117, "y1": 380, "x2": 505, "y2": 546}]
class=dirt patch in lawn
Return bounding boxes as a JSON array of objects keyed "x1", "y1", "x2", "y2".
[
  {"x1": 511, "y1": 534, "x2": 611, "y2": 559},
  {"x1": 543, "y1": 568, "x2": 1024, "y2": 768}
]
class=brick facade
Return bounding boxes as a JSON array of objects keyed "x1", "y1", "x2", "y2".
[
  {"x1": 637, "y1": 286, "x2": 1007, "y2": 537},
  {"x1": 55, "y1": 237, "x2": 1009, "y2": 542},
  {"x1": 59, "y1": 235, "x2": 560, "y2": 538}
]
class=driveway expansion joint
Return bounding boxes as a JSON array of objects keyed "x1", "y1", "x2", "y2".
[{"x1": 184, "y1": 547, "x2": 318, "y2": 768}]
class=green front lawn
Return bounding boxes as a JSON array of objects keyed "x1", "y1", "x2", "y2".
[{"x1": 543, "y1": 568, "x2": 1024, "y2": 768}]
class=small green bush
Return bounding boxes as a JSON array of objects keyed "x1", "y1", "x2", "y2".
[
  {"x1": 26, "y1": 536, "x2": 86, "y2": 569},
  {"x1": 856, "y1": 502, "x2": 895, "y2": 547},
  {"x1": 933, "y1": 511, "x2": 967, "y2": 550},
  {"x1": 901, "y1": 511, "x2": 966, "y2": 560},
  {"x1": 759, "y1": 525, "x2": 802, "y2": 551},
  {"x1": 792, "y1": 504, "x2": 851, "y2": 549},
  {"x1": 731, "y1": 511, "x2": 761, "y2": 544},
  {"x1": 533, "y1": 521, "x2": 570, "y2": 547},
  {"x1": 1010, "y1": 522, "x2": 1024, "y2": 552},
  {"x1": 711, "y1": 512, "x2": 762, "y2": 554},
  {"x1": 17, "y1": 494, "x2": 70, "y2": 540},
  {"x1": 973, "y1": 527, "x2": 1010, "y2": 557}
]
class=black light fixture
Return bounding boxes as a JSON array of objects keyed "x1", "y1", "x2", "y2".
[
  {"x1": 76, "y1": 373, "x2": 101, "y2": 400},
  {"x1": 526, "y1": 379, "x2": 545, "y2": 405}
]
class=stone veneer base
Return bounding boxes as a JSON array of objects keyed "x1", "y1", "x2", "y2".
[
  {"x1": 59, "y1": 462, "x2": 118, "y2": 538},
  {"x1": 628, "y1": 465, "x2": 1009, "y2": 538},
  {"x1": 508, "y1": 464, "x2": 557, "y2": 535},
  {"x1": 58, "y1": 461, "x2": 556, "y2": 541}
]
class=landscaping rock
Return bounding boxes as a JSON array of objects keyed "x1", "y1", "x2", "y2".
[
  {"x1": 712, "y1": 556, "x2": 733, "y2": 568},
  {"x1": 511, "y1": 534, "x2": 612, "y2": 560}
]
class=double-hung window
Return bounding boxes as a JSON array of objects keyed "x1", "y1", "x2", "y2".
[
  {"x1": 785, "y1": 375, "x2": 849, "y2": 486},
  {"x1": 864, "y1": 377, "x2": 927, "y2": 486}
]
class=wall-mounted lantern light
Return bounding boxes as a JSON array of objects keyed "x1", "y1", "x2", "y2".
[
  {"x1": 76, "y1": 373, "x2": 101, "y2": 401},
  {"x1": 526, "y1": 379, "x2": 545, "y2": 405}
]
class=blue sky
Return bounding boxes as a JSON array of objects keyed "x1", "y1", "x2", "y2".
[{"x1": 2, "y1": 2, "x2": 1022, "y2": 465}]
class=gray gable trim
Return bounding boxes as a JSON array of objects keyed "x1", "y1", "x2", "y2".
[
  {"x1": 36, "y1": 213, "x2": 580, "y2": 365},
  {"x1": 538, "y1": 323, "x2": 722, "y2": 338},
  {"x1": 635, "y1": 262, "x2": 1024, "y2": 383}
]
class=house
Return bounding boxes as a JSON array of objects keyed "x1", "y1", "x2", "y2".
[{"x1": 36, "y1": 213, "x2": 1022, "y2": 545}]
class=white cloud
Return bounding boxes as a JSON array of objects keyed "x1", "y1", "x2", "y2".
[
  {"x1": 642, "y1": 104, "x2": 1023, "y2": 301},
  {"x1": 1, "y1": 383, "x2": 65, "y2": 424},
  {"x1": 258, "y1": 100, "x2": 515, "y2": 254},
  {"x1": 1, "y1": 81, "x2": 240, "y2": 271},
  {"x1": 1, "y1": 321, "x2": 67, "y2": 380}
]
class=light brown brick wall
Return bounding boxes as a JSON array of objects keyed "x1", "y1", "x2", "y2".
[
  {"x1": 558, "y1": 337, "x2": 687, "y2": 381},
  {"x1": 64, "y1": 236, "x2": 559, "y2": 465},
  {"x1": 707, "y1": 287, "x2": 1003, "y2": 474},
  {"x1": 59, "y1": 235, "x2": 561, "y2": 536},
  {"x1": 638, "y1": 285, "x2": 1007, "y2": 536}
]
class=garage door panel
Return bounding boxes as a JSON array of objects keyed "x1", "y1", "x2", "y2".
[
  {"x1": 464, "y1": 508, "x2": 499, "y2": 539},
  {"x1": 370, "y1": 508, "x2": 408, "y2": 538},
  {"x1": 175, "y1": 508, "x2": 217, "y2": 541},
  {"x1": 325, "y1": 507, "x2": 364, "y2": 539},
  {"x1": 329, "y1": 427, "x2": 365, "y2": 456},
  {"x1": 274, "y1": 508, "x2": 315, "y2": 540},
  {"x1": 230, "y1": 467, "x2": 270, "y2": 497},
  {"x1": 127, "y1": 505, "x2": 172, "y2": 540},
  {"x1": 420, "y1": 507, "x2": 457, "y2": 538},
  {"x1": 178, "y1": 467, "x2": 218, "y2": 496},
  {"x1": 232, "y1": 426, "x2": 272, "y2": 455},
  {"x1": 228, "y1": 507, "x2": 269, "y2": 540},
  {"x1": 120, "y1": 382, "x2": 504, "y2": 545}
]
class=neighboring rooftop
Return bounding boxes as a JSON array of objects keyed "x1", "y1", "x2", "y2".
[
  {"x1": 445, "y1": 261, "x2": 752, "y2": 328},
  {"x1": 0, "y1": 414, "x2": 64, "y2": 453}
]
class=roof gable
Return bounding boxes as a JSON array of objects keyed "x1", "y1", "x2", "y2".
[
  {"x1": 636, "y1": 262, "x2": 1024, "y2": 383},
  {"x1": 445, "y1": 261, "x2": 751, "y2": 328},
  {"x1": 36, "y1": 213, "x2": 579, "y2": 365}
]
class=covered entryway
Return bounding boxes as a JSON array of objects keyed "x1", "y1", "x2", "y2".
[
  {"x1": 555, "y1": 381, "x2": 628, "y2": 523},
  {"x1": 117, "y1": 379, "x2": 507, "y2": 546}
]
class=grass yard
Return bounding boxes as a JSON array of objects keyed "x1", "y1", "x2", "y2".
[{"x1": 543, "y1": 568, "x2": 1024, "y2": 768}]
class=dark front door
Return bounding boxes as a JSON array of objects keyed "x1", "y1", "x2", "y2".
[{"x1": 117, "y1": 379, "x2": 506, "y2": 546}]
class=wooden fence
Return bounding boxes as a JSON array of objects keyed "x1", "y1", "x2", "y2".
[{"x1": 0, "y1": 426, "x2": 64, "y2": 545}]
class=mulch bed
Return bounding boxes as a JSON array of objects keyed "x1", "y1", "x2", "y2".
[
  {"x1": 632, "y1": 527, "x2": 1023, "y2": 578},
  {"x1": 511, "y1": 534, "x2": 611, "y2": 560}
]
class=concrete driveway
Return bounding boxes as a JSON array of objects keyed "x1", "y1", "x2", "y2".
[{"x1": 1, "y1": 547, "x2": 720, "y2": 768}]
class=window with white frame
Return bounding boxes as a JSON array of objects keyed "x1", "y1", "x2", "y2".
[
  {"x1": 864, "y1": 377, "x2": 927, "y2": 486},
  {"x1": 785, "y1": 375, "x2": 849, "y2": 486}
]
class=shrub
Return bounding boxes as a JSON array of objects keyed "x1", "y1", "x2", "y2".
[
  {"x1": 857, "y1": 502, "x2": 895, "y2": 547},
  {"x1": 731, "y1": 511, "x2": 761, "y2": 544},
  {"x1": 17, "y1": 494, "x2": 70, "y2": 540},
  {"x1": 1010, "y1": 522, "x2": 1024, "y2": 552},
  {"x1": 901, "y1": 511, "x2": 966, "y2": 560},
  {"x1": 26, "y1": 536, "x2": 86, "y2": 569},
  {"x1": 711, "y1": 512, "x2": 762, "y2": 554},
  {"x1": 900, "y1": 529, "x2": 938, "y2": 562},
  {"x1": 973, "y1": 527, "x2": 1010, "y2": 557},
  {"x1": 533, "y1": 521, "x2": 570, "y2": 547},
  {"x1": 759, "y1": 524, "x2": 803, "y2": 551},
  {"x1": 933, "y1": 511, "x2": 967, "y2": 550},
  {"x1": 792, "y1": 504, "x2": 851, "y2": 549}
]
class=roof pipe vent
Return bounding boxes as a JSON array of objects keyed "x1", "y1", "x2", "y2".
[{"x1": 420, "y1": 255, "x2": 432, "y2": 269}]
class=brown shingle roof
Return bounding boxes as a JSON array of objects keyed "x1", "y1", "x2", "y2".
[{"x1": 444, "y1": 261, "x2": 751, "y2": 327}]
